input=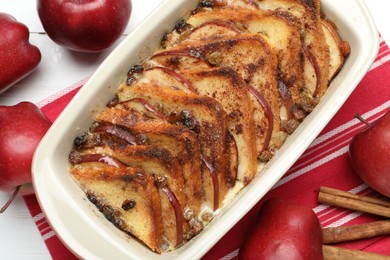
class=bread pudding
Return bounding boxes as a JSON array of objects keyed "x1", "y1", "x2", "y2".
[{"x1": 69, "y1": 0, "x2": 350, "y2": 253}]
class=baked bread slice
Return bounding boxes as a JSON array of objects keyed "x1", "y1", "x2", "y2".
[
  {"x1": 181, "y1": 68, "x2": 257, "y2": 184},
  {"x1": 150, "y1": 34, "x2": 284, "y2": 160},
  {"x1": 117, "y1": 83, "x2": 231, "y2": 210},
  {"x1": 72, "y1": 143, "x2": 187, "y2": 248},
  {"x1": 321, "y1": 18, "x2": 351, "y2": 81},
  {"x1": 70, "y1": 164, "x2": 164, "y2": 253}
]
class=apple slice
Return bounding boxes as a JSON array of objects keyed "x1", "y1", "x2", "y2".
[
  {"x1": 129, "y1": 66, "x2": 196, "y2": 93},
  {"x1": 186, "y1": 20, "x2": 240, "y2": 41},
  {"x1": 91, "y1": 124, "x2": 141, "y2": 145},
  {"x1": 147, "y1": 50, "x2": 212, "y2": 72},
  {"x1": 302, "y1": 44, "x2": 321, "y2": 99},
  {"x1": 245, "y1": 0, "x2": 260, "y2": 8},
  {"x1": 69, "y1": 152, "x2": 127, "y2": 168},
  {"x1": 162, "y1": 20, "x2": 240, "y2": 49},
  {"x1": 107, "y1": 97, "x2": 168, "y2": 121},
  {"x1": 247, "y1": 85, "x2": 274, "y2": 158},
  {"x1": 227, "y1": 132, "x2": 239, "y2": 186},
  {"x1": 155, "y1": 176, "x2": 184, "y2": 247}
]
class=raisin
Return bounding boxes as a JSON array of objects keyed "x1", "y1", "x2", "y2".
[
  {"x1": 122, "y1": 199, "x2": 136, "y2": 211},
  {"x1": 174, "y1": 19, "x2": 190, "y2": 34},
  {"x1": 106, "y1": 97, "x2": 120, "y2": 107},
  {"x1": 161, "y1": 32, "x2": 169, "y2": 48},
  {"x1": 127, "y1": 64, "x2": 143, "y2": 77},
  {"x1": 73, "y1": 133, "x2": 88, "y2": 148},
  {"x1": 126, "y1": 76, "x2": 136, "y2": 86},
  {"x1": 199, "y1": 0, "x2": 214, "y2": 8},
  {"x1": 113, "y1": 217, "x2": 127, "y2": 230},
  {"x1": 181, "y1": 110, "x2": 198, "y2": 130},
  {"x1": 86, "y1": 191, "x2": 97, "y2": 204},
  {"x1": 101, "y1": 205, "x2": 115, "y2": 221}
]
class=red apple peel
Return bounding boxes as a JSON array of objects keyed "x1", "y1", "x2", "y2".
[
  {"x1": 238, "y1": 198, "x2": 324, "y2": 260},
  {"x1": 349, "y1": 111, "x2": 390, "y2": 198},
  {"x1": 0, "y1": 102, "x2": 51, "y2": 213},
  {"x1": 37, "y1": 0, "x2": 132, "y2": 52},
  {"x1": 0, "y1": 13, "x2": 41, "y2": 93}
]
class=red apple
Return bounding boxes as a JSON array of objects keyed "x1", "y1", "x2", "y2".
[
  {"x1": 0, "y1": 102, "x2": 51, "y2": 212},
  {"x1": 349, "y1": 111, "x2": 390, "y2": 198},
  {"x1": 238, "y1": 198, "x2": 324, "y2": 260},
  {"x1": 0, "y1": 13, "x2": 41, "y2": 93},
  {"x1": 37, "y1": 0, "x2": 132, "y2": 52}
]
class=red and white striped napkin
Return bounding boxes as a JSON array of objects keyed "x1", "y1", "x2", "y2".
[{"x1": 24, "y1": 37, "x2": 390, "y2": 259}]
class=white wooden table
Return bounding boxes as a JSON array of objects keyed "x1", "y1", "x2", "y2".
[{"x1": 1, "y1": 0, "x2": 389, "y2": 259}]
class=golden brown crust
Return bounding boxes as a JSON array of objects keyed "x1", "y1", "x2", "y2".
[{"x1": 70, "y1": 165, "x2": 164, "y2": 253}]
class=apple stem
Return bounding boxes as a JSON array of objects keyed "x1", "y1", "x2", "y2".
[
  {"x1": 355, "y1": 114, "x2": 371, "y2": 128},
  {"x1": 0, "y1": 185, "x2": 21, "y2": 213}
]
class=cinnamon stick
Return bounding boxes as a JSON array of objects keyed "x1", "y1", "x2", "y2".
[
  {"x1": 317, "y1": 187, "x2": 390, "y2": 258},
  {"x1": 323, "y1": 245, "x2": 390, "y2": 260},
  {"x1": 323, "y1": 220, "x2": 390, "y2": 244},
  {"x1": 318, "y1": 186, "x2": 390, "y2": 218}
]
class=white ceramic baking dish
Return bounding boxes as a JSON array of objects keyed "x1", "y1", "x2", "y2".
[{"x1": 32, "y1": 0, "x2": 379, "y2": 259}]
